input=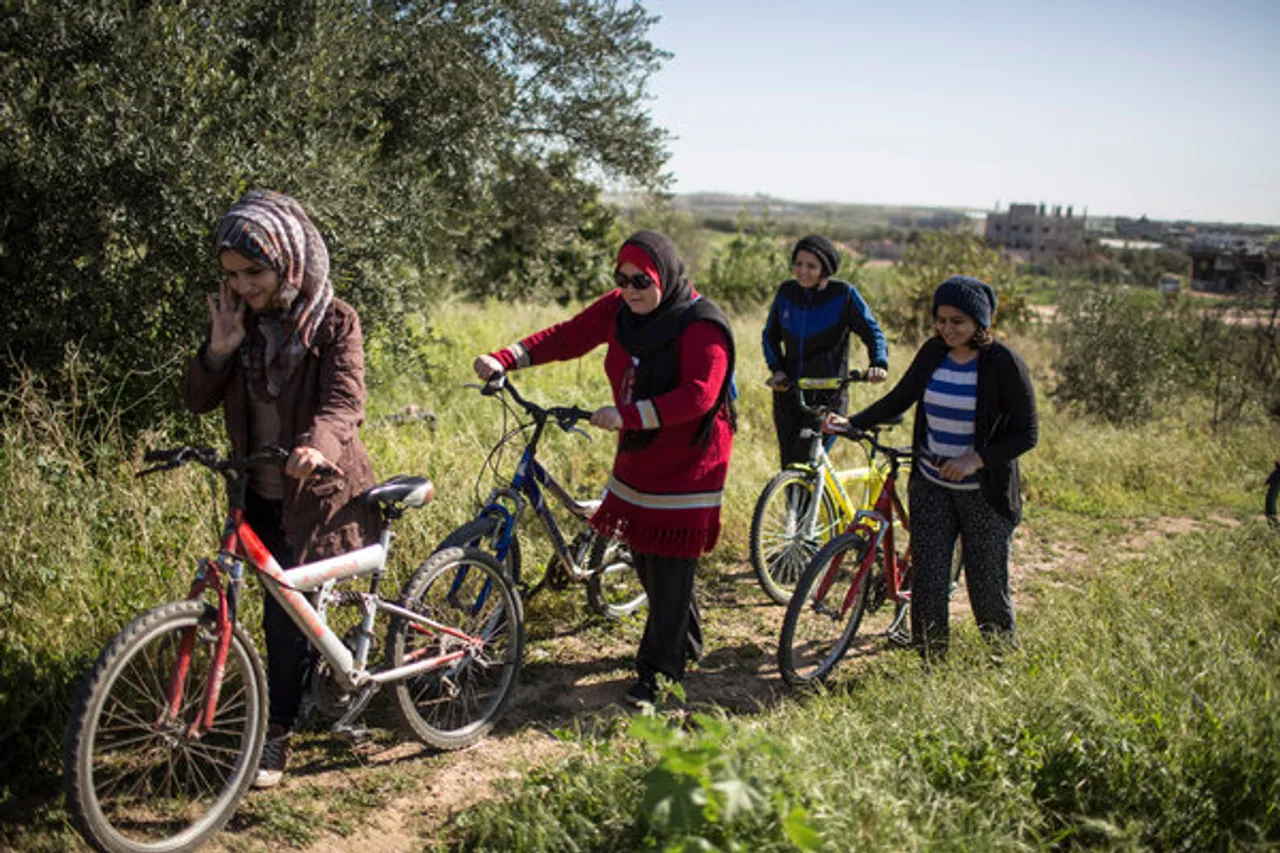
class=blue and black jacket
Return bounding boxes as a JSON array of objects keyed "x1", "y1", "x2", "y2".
[{"x1": 762, "y1": 279, "x2": 888, "y2": 381}]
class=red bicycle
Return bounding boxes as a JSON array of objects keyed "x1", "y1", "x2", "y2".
[
  {"x1": 778, "y1": 426, "x2": 917, "y2": 687},
  {"x1": 63, "y1": 446, "x2": 522, "y2": 853}
]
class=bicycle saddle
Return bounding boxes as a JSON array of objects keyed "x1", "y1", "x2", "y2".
[{"x1": 362, "y1": 475, "x2": 435, "y2": 508}]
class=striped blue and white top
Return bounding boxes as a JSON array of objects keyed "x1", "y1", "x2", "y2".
[{"x1": 918, "y1": 355, "x2": 979, "y2": 490}]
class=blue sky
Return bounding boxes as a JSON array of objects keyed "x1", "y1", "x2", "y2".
[{"x1": 641, "y1": 0, "x2": 1280, "y2": 224}]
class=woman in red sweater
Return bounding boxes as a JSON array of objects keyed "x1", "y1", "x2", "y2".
[{"x1": 474, "y1": 231, "x2": 735, "y2": 706}]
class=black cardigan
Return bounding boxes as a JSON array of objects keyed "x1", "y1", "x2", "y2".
[{"x1": 846, "y1": 336, "x2": 1038, "y2": 523}]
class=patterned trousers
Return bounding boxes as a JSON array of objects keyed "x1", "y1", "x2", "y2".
[{"x1": 907, "y1": 475, "x2": 1018, "y2": 658}]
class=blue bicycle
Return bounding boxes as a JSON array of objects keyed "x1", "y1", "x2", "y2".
[{"x1": 435, "y1": 375, "x2": 645, "y2": 620}]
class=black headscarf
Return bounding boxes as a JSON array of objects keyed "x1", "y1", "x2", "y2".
[{"x1": 613, "y1": 231, "x2": 736, "y2": 450}]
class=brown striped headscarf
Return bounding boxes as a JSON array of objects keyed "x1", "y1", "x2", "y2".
[{"x1": 215, "y1": 190, "x2": 334, "y2": 399}]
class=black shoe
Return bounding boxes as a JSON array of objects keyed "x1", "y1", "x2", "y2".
[{"x1": 623, "y1": 679, "x2": 657, "y2": 708}]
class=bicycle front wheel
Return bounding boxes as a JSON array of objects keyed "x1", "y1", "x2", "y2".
[
  {"x1": 64, "y1": 600, "x2": 267, "y2": 853},
  {"x1": 388, "y1": 546, "x2": 524, "y2": 750},
  {"x1": 586, "y1": 533, "x2": 646, "y2": 619},
  {"x1": 750, "y1": 469, "x2": 841, "y2": 605},
  {"x1": 778, "y1": 532, "x2": 876, "y2": 687}
]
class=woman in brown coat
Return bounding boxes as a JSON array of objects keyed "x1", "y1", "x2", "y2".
[{"x1": 183, "y1": 190, "x2": 378, "y2": 788}]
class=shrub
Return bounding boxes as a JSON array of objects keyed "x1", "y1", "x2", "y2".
[
  {"x1": 876, "y1": 231, "x2": 1029, "y2": 343},
  {"x1": 1051, "y1": 285, "x2": 1198, "y2": 424}
]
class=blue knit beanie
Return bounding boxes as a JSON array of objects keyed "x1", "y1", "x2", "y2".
[
  {"x1": 933, "y1": 275, "x2": 996, "y2": 329},
  {"x1": 792, "y1": 234, "x2": 840, "y2": 278}
]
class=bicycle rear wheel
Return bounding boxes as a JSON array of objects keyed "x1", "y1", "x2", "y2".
[
  {"x1": 586, "y1": 533, "x2": 646, "y2": 619},
  {"x1": 64, "y1": 600, "x2": 267, "y2": 853},
  {"x1": 750, "y1": 469, "x2": 841, "y2": 605},
  {"x1": 388, "y1": 546, "x2": 523, "y2": 750}
]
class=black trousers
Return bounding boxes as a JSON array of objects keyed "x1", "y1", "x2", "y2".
[
  {"x1": 244, "y1": 490, "x2": 311, "y2": 730},
  {"x1": 633, "y1": 553, "x2": 703, "y2": 685},
  {"x1": 771, "y1": 389, "x2": 846, "y2": 467},
  {"x1": 907, "y1": 476, "x2": 1018, "y2": 658}
]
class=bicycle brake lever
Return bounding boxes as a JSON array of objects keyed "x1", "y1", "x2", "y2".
[{"x1": 566, "y1": 426, "x2": 592, "y2": 442}]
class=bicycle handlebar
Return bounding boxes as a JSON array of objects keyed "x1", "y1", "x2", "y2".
[
  {"x1": 794, "y1": 369, "x2": 866, "y2": 392},
  {"x1": 833, "y1": 426, "x2": 913, "y2": 461},
  {"x1": 138, "y1": 446, "x2": 340, "y2": 479},
  {"x1": 472, "y1": 374, "x2": 596, "y2": 435},
  {"x1": 792, "y1": 370, "x2": 867, "y2": 415}
]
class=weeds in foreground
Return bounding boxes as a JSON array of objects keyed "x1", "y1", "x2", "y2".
[{"x1": 448, "y1": 524, "x2": 1280, "y2": 852}]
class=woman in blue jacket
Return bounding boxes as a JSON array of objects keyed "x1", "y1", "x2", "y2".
[{"x1": 762, "y1": 234, "x2": 888, "y2": 465}]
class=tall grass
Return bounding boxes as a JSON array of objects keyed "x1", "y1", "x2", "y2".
[
  {"x1": 448, "y1": 524, "x2": 1280, "y2": 851},
  {"x1": 1, "y1": 298, "x2": 1278, "y2": 817}
]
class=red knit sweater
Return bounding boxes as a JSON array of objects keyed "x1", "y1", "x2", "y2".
[{"x1": 490, "y1": 290, "x2": 734, "y2": 558}]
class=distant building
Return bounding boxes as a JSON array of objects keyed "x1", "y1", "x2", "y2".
[
  {"x1": 1115, "y1": 216, "x2": 1166, "y2": 241},
  {"x1": 985, "y1": 202, "x2": 1086, "y2": 261},
  {"x1": 1188, "y1": 232, "x2": 1278, "y2": 293}
]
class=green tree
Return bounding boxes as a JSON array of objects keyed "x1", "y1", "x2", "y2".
[
  {"x1": 1, "y1": 0, "x2": 669, "y2": 425},
  {"x1": 700, "y1": 211, "x2": 793, "y2": 309},
  {"x1": 885, "y1": 232, "x2": 1028, "y2": 342}
]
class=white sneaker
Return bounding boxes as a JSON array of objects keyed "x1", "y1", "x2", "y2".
[{"x1": 251, "y1": 724, "x2": 291, "y2": 789}]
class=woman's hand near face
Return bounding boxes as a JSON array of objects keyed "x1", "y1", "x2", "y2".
[
  {"x1": 939, "y1": 451, "x2": 984, "y2": 481},
  {"x1": 590, "y1": 406, "x2": 623, "y2": 431},
  {"x1": 473, "y1": 354, "x2": 504, "y2": 380},
  {"x1": 207, "y1": 281, "x2": 246, "y2": 360},
  {"x1": 285, "y1": 445, "x2": 343, "y2": 480}
]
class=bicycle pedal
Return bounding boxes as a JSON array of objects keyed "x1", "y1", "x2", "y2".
[{"x1": 331, "y1": 724, "x2": 372, "y2": 744}]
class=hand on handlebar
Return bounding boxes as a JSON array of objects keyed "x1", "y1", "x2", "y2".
[
  {"x1": 285, "y1": 446, "x2": 343, "y2": 480},
  {"x1": 865, "y1": 366, "x2": 888, "y2": 383},
  {"x1": 822, "y1": 412, "x2": 852, "y2": 435},
  {"x1": 765, "y1": 370, "x2": 792, "y2": 392},
  {"x1": 473, "y1": 354, "x2": 504, "y2": 381},
  {"x1": 590, "y1": 405, "x2": 623, "y2": 431}
]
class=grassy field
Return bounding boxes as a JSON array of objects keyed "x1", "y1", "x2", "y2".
[{"x1": 2, "y1": 297, "x2": 1279, "y2": 851}]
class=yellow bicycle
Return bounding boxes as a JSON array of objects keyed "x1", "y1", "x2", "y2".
[{"x1": 749, "y1": 374, "x2": 900, "y2": 604}]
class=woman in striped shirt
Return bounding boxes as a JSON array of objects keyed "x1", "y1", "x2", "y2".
[{"x1": 825, "y1": 276, "x2": 1037, "y2": 658}]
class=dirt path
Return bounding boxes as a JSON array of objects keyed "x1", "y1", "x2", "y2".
[{"x1": 203, "y1": 514, "x2": 1233, "y2": 853}]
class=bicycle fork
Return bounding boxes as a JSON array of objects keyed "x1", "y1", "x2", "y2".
[{"x1": 163, "y1": 558, "x2": 234, "y2": 740}]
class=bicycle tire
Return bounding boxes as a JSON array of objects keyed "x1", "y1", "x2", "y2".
[
  {"x1": 778, "y1": 531, "x2": 873, "y2": 687},
  {"x1": 387, "y1": 546, "x2": 523, "y2": 750},
  {"x1": 1266, "y1": 464, "x2": 1279, "y2": 529},
  {"x1": 586, "y1": 533, "x2": 646, "y2": 619},
  {"x1": 436, "y1": 514, "x2": 530, "y2": 595},
  {"x1": 749, "y1": 469, "x2": 841, "y2": 605},
  {"x1": 64, "y1": 600, "x2": 267, "y2": 853}
]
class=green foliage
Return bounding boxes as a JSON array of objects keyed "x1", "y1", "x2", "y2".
[
  {"x1": 883, "y1": 231, "x2": 1029, "y2": 342},
  {"x1": 627, "y1": 695, "x2": 804, "y2": 852},
  {"x1": 698, "y1": 212, "x2": 859, "y2": 309},
  {"x1": 0, "y1": 0, "x2": 669, "y2": 425},
  {"x1": 1048, "y1": 284, "x2": 1280, "y2": 430},
  {"x1": 1051, "y1": 285, "x2": 1197, "y2": 425},
  {"x1": 1191, "y1": 282, "x2": 1280, "y2": 430}
]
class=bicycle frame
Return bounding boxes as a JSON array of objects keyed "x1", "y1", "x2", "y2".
[
  {"x1": 172, "y1": 504, "x2": 482, "y2": 740},
  {"x1": 817, "y1": 450, "x2": 913, "y2": 621},
  {"x1": 469, "y1": 378, "x2": 603, "y2": 582},
  {"x1": 786, "y1": 422, "x2": 890, "y2": 544}
]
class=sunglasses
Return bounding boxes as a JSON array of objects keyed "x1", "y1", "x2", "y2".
[{"x1": 614, "y1": 270, "x2": 656, "y2": 291}]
